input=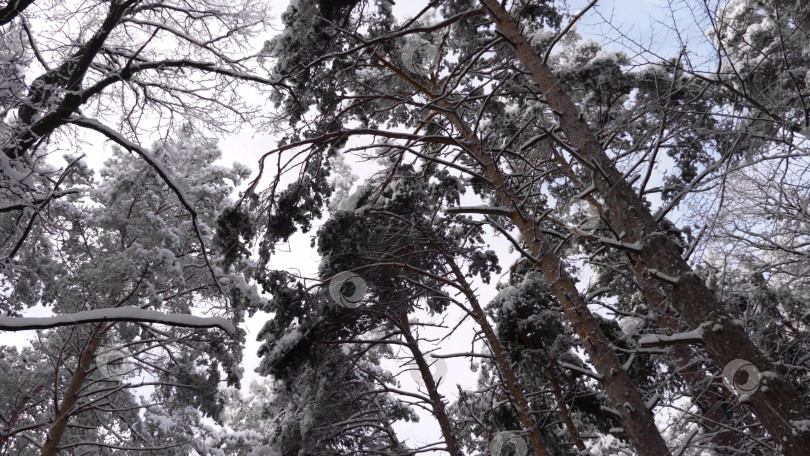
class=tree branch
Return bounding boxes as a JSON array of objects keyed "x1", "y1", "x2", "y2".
[
  {"x1": 67, "y1": 115, "x2": 223, "y2": 294},
  {"x1": 0, "y1": 308, "x2": 235, "y2": 335}
]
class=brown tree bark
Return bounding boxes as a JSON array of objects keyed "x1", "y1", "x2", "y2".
[
  {"x1": 448, "y1": 113, "x2": 672, "y2": 454},
  {"x1": 375, "y1": 40, "x2": 670, "y2": 455},
  {"x1": 477, "y1": 1, "x2": 810, "y2": 453},
  {"x1": 538, "y1": 130, "x2": 751, "y2": 453},
  {"x1": 40, "y1": 323, "x2": 108, "y2": 456},
  {"x1": 516, "y1": 329, "x2": 588, "y2": 453},
  {"x1": 543, "y1": 132, "x2": 745, "y2": 453},
  {"x1": 398, "y1": 314, "x2": 464, "y2": 456},
  {"x1": 635, "y1": 264, "x2": 746, "y2": 455},
  {"x1": 441, "y1": 253, "x2": 553, "y2": 456}
]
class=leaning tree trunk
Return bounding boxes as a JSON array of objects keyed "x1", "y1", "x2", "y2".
[
  {"x1": 376, "y1": 36, "x2": 670, "y2": 455},
  {"x1": 543, "y1": 133, "x2": 745, "y2": 454},
  {"x1": 441, "y1": 252, "x2": 555, "y2": 456},
  {"x1": 40, "y1": 323, "x2": 108, "y2": 456},
  {"x1": 636, "y1": 265, "x2": 747, "y2": 455},
  {"x1": 516, "y1": 328, "x2": 588, "y2": 453},
  {"x1": 446, "y1": 109, "x2": 672, "y2": 454},
  {"x1": 398, "y1": 313, "x2": 464, "y2": 456},
  {"x1": 477, "y1": 2, "x2": 810, "y2": 454}
]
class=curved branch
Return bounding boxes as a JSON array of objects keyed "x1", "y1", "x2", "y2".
[{"x1": 67, "y1": 115, "x2": 223, "y2": 294}]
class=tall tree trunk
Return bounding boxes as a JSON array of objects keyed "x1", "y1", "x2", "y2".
[
  {"x1": 545, "y1": 131, "x2": 745, "y2": 453},
  {"x1": 636, "y1": 264, "x2": 746, "y2": 455},
  {"x1": 477, "y1": 1, "x2": 810, "y2": 453},
  {"x1": 376, "y1": 40, "x2": 670, "y2": 455},
  {"x1": 516, "y1": 329, "x2": 588, "y2": 453},
  {"x1": 398, "y1": 314, "x2": 464, "y2": 456},
  {"x1": 40, "y1": 323, "x2": 108, "y2": 456},
  {"x1": 448, "y1": 111, "x2": 671, "y2": 454},
  {"x1": 441, "y1": 253, "x2": 554, "y2": 456}
]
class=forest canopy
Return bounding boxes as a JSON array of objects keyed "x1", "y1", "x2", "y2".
[{"x1": 1, "y1": 0, "x2": 810, "y2": 455}]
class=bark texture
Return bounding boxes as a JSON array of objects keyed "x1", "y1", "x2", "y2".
[
  {"x1": 399, "y1": 314, "x2": 464, "y2": 456},
  {"x1": 450, "y1": 113, "x2": 672, "y2": 454},
  {"x1": 477, "y1": 1, "x2": 810, "y2": 453},
  {"x1": 517, "y1": 329, "x2": 588, "y2": 453},
  {"x1": 443, "y1": 255, "x2": 553, "y2": 456},
  {"x1": 40, "y1": 324, "x2": 108, "y2": 456}
]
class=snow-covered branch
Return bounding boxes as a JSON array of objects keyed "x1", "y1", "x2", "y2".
[
  {"x1": 638, "y1": 328, "x2": 704, "y2": 348},
  {"x1": 67, "y1": 115, "x2": 222, "y2": 293},
  {"x1": 445, "y1": 206, "x2": 514, "y2": 217},
  {"x1": 573, "y1": 183, "x2": 597, "y2": 200},
  {"x1": 585, "y1": 286, "x2": 612, "y2": 301},
  {"x1": 647, "y1": 268, "x2": 681, "y2": 285},
  {"x1": 559, "y1": 362, "x2": 603, "y2": 380},
  {"x1": 583, "y1": 232, "x2": 643, "y2": 252},
  {"x1": 0, "y1": 189, "x2": 81, "y2": 213},
  {"x1": 430, "y1": 352, "x2": 494, "y2": 359},
  {"x1": 0, "y1": 308, "x2": 236, "y2": 335}
]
